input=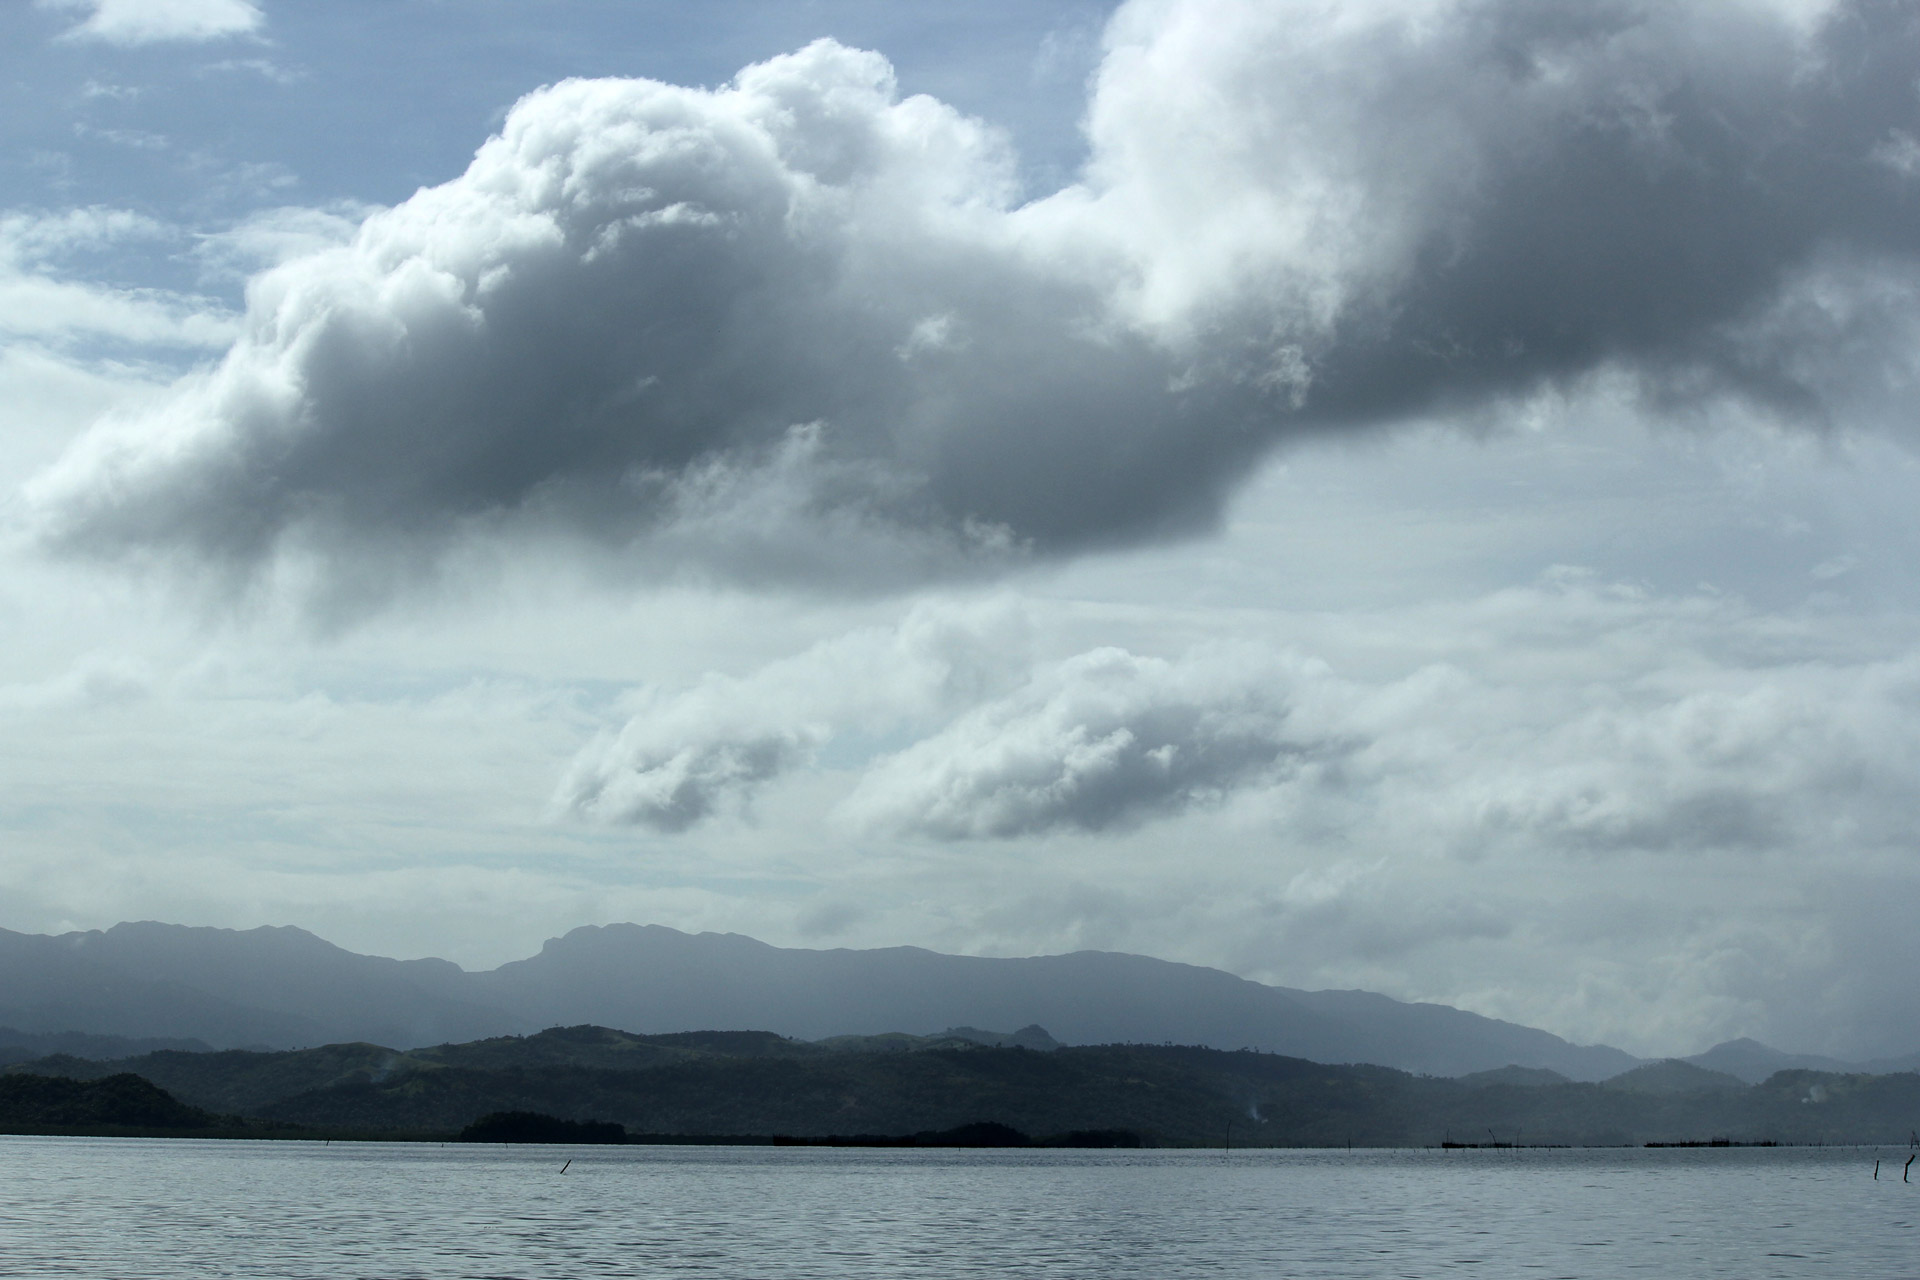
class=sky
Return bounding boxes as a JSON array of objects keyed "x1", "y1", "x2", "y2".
[{"x1": 4, "y1": 0, "x2": 1920, "y2": 1062}]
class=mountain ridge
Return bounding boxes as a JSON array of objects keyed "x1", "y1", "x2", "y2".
[
  {"x1": 1680, "y1": 1036, "x2": 1920, "y2": 1083},
  {"x1": 0, "y1": 918, "x2": 1814, "y2": 1081}
]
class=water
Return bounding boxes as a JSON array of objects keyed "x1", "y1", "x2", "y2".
[{"x1": 1, "y1": 1138, "x2": 1915, "y2": 1279}]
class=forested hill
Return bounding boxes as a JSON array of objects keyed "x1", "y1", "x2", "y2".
[
  {"x1": 0, "y1": 1073, "x2": 226, "y2": 1135},
  {"x1": 7, "y1": 1025, "x2": 1918, "y2": 1147}
]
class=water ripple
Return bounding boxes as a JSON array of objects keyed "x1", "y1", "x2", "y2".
[{"x1": 0, "y1": 1141, "x2": 1913, "y2": 1279}]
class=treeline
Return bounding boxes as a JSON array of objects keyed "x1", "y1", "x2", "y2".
[
  {"x1": 5, "y1": 1025, "x2": 1919, "y2": 1146},
  {"x1": 456, "y1": 1112, "x2": 1140, "y2": 1147},
  {"x1": 0, "y1": 1073, "x2": 232, "y2": 1136}
]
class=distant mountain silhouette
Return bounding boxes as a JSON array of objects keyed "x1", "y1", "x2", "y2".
[
  {"x1": 1682, "y1": 1037, "x2": 1920, "y2": 1084},
  {"x1": 0, "y1": 920, "x2": 1649, "y2": 1078},
  {"x1": 471, "y1": 923, "x2": 1644, "y2": 1079},
  {"x1": 0, "y1": 1027, "x2": 211, "y2": 1066},
  {"x1": 0, "y1": 923, "x2": 514, "y2": 1050}
]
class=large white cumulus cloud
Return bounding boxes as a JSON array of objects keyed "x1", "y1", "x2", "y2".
[
  {"x1": 30, "y1": 0, "x2": 1920, "y2": 596},
  {"x1": 32, "y1": 39, "x2": 1239, "y2": 594}
]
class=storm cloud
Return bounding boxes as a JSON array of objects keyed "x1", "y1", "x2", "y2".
[{"x1": 29, "y1": 0, "x2": 1920, "y2": 596}]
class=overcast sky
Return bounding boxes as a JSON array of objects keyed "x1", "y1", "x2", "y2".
[{"x1": 5, "y1": 0, "x2": 1920, "y2": 1061}]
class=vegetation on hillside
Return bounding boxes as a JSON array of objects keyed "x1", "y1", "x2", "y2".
[
  {"x1": 0, "y1": 1072, "x2": 229, "y2": 1135},
  {"x1": 6, "y1": 1026, "x2": 1919, "y2": 1146}
]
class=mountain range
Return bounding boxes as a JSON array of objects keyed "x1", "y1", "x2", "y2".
[{"x1": 2, "y1": 921, "x2": 1909, "y2": 1081}]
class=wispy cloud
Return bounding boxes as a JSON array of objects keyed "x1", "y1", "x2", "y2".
[
  {"x1": 41, "y1": 0, "x2": 263, "y2": 47},
  {"x1": 0, "y1": 208, "x2": 236, "y2": 350},
  {"x1": 191, "y1": 203, "x2": 372, "y2": 281}
]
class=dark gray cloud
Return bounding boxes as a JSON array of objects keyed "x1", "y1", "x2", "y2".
[
  {"x1": 1078, "y1": 0, "x2": 1920, "y2": 429},
  {"x1": 28, "y1": 1, "x2": 1920, "y2": 598},
  {"x1": 1292, "y1": 0, "x2": 1920, "y2": 428}
]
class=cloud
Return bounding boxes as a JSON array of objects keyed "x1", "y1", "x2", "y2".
[
  {"x1": 0, "y1": 654, "x2": 152, "y2": 712},
  {"x1": 29, "y1": 1, "x2": 1920, "y2": 603},
  {"x1": 843, "y1": 645, "x2": 1344, "y2": 838},
  {"x1": 41, "y1": 0, "x2": 263, "y2": 46},
  {"x1": 72, "y1": 124, "x2": 170, "y2": 152},
  {"x1": 1067, "y1": 0, "x2": 1920, "y2": 421},
  {"x1": 821, "y1": 562, "x2": 1920, "y2": 858},
  {"x1": 1, "y1": 207, "x2": 170, "y2": 260},
  {"x1": 562, "y1": 731, "x2": 810, "y2": 834},
  {"x1": 31, "y1": 40, "x2": 1202, "y2": 600},
  {"x1": 0, "y1": 208, "x2": 237, "y2": 351},
  {"x1": 190, "y1": 203, "x2": 376, "y2": 282},
  {"x1": 1420, "y1": 661, "x2": 1910, "y2": 859},
  {"x1": 795, "y1": 568, "x2": 1920, "y2": 1055},
  {"x1": 557, "y1": 598, "x2": 1029, "y2": 829}
]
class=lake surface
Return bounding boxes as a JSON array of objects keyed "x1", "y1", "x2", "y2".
[{"x1": 1, "y1": 1139, "x2": 1915, "y2": 1278}]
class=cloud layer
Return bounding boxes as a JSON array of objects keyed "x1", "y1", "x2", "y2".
[
  {"x1": 31, "y1": 0, "x2": 1920, "y2": 599},
  {"x1": 578, "y1": 568, "x2": 1920, "y2": 860}
]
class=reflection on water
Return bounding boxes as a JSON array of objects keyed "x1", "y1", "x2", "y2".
[{"x1": 0, "y1": 1140, "x2": 1915, "y2": 1279}]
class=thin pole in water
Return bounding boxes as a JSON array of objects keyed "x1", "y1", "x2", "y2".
[
  {"x1": 1905, "y1": 1154, "x2": 1915, "y2": 1183},
  {"x1": 560, "y1": 1159, "x2": 571, "y2": 1175},
  {"x1": 1874, "y1": 1160, "x2": 1880, "y2": 1179}
]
